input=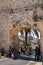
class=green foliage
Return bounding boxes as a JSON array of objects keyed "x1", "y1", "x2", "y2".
[{"x1": 21, "y1": 41, "x2": 26, "y2": 47}]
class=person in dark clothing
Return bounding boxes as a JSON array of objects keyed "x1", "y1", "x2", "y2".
[
  {"x1": 18, "y1": 48, "x2": 21, "y2": 56},
  {"x1": 21, "y1": 47, "x2": 25, "y2": 55},
  {"x1": 9, "y1": 46, "x2": 12, "y2": 57},
  {"x1": 1, "y1": 48, "x2": 4, "y2": 56},
  {"x1": 38, "y1": 44, "x2": 41, "y2": 60},
  {"x1": 29, "y1": 47, "x2": 32, "y2": 55},
  {"x1": 11, "y1": 47, "x2": 17, "y2": 59},
  {"x1": 35, "y1": 46, "x2": 40, "y2": 61}
]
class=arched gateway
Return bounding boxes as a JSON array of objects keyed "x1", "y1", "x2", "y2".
[{"x1": 10, "y1": 22, "x2": 43, "y2": 58}]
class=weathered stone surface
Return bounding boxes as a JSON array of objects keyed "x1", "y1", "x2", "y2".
[{"x1": 0, "y1": 0, "x2": 43, "y2": 53}]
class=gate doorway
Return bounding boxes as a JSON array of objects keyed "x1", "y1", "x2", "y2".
[
  {"x1": 10, "y1": 24, "x2": 42, "y2": 61},
  {"x1": 18, "y1": 28, "x2": 41, "y2": 61}
]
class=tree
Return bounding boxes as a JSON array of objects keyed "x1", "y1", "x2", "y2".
[{"x1": 25, "y1": 29, "x2": 31, "y2": 44}]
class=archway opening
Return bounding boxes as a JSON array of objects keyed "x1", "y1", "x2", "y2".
[
  {"x1": 18, "y1": 27, "x2": 41, "y2": 58},
  {"x1": 10, "y1": 24, "x2": 42, "y2": 60}
]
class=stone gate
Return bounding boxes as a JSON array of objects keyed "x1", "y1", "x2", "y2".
[{"x1": 10, "y1": 22, "x2": 43, "y2": 58}]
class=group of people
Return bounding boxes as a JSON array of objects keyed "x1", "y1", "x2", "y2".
[
  {"x1": 9, "y1": 44, "x2": 41, "y2": 60},
  {"x1": 18, "y1": 45, "x2": 29, "y2": 55},
  {"x1": 18, "y1": 44, "x2": 41, "y2": 61},
  {"x1": 1, "y1": 45, "x2": 41, "y2": 61}
]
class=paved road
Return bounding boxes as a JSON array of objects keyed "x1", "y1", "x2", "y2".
[
  {"x1": 0, "y1": 55, "x2": 42, "y2": 65},
  {"x1": 0, "y1": 58, "x2": 29, "y2": 65},
  {"x1": 0, "y1": 58, "x2": 42, "y2": 65}
]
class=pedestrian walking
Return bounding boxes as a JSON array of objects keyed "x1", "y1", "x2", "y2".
[{"x1": 35, "y1": 46, "x2": 40, "y2": 61}]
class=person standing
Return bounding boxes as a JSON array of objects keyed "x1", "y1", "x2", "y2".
[
  {"x1": 18, "y1": 48, "x2": 21, "y2": 56},
  {"x1": 35, "y1": 46, "x2": 40, "y2": 61},
  {"x1": 9, "y1": 46, "x2": 12, "y2": 57}
]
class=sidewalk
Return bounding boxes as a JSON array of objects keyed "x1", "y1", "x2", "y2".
[{"x1": 26, "y1": 61, "x2": 42, "y2": 65}]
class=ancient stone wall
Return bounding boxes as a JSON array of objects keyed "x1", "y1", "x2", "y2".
[{"x1": 0, "y1": 0, "x2": 43, "y2": 52}]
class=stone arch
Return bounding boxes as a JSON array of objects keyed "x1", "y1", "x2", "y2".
[{"x1": 9, "y1": 22, "x2": 43, "y2": 58}]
